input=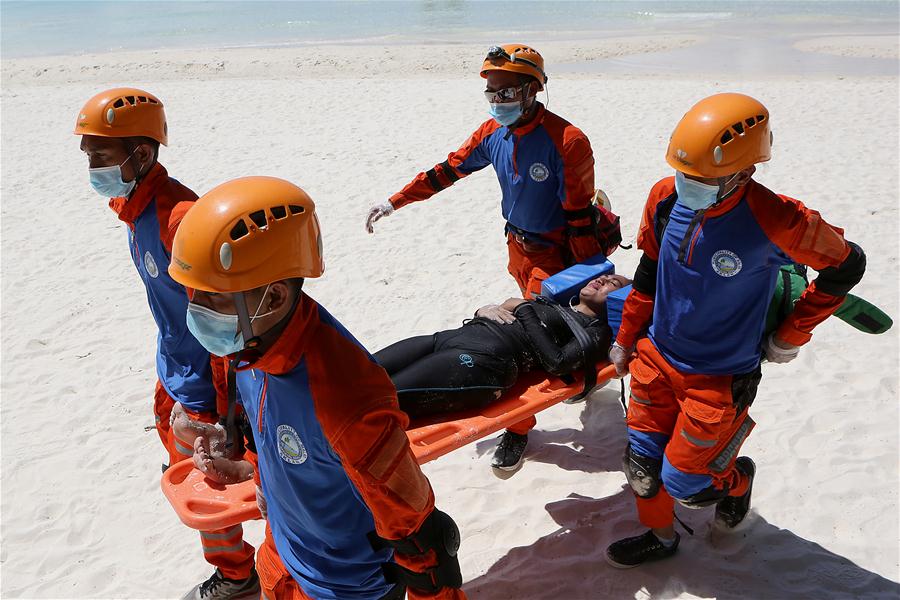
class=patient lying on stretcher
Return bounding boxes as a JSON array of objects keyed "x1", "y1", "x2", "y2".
[{"x1": 374, "y1": 274, "x2": 630, "y2": 418}]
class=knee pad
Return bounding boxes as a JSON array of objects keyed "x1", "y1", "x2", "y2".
[{"x1": 622, "y1": 445, "x2": 662, "y2": 499}]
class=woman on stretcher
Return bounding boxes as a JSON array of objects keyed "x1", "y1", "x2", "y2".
[{"x1": 374, "y1": 273, "x2": 630, "y2": 470}]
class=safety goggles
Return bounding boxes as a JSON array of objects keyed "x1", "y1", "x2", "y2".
[{"x1": 483, "y1": 85, "x2": 524, "y2": 104}]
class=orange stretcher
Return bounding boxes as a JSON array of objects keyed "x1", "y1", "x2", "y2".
[{"x1": 161, "y1": 363, "x2": 617, "y2": 530}]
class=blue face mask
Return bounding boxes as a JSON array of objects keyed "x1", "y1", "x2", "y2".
[
  {"x1": 186, "y1": 303, "x2": 245, "y2": 357},
  {"x1": 186, "y1": 287, "x2": 274, "y2": 357},
  {"x1": 88, "y1": 150, "x2": 139, "y2": 198},
  {"x1": 675, "y1": 171, "x2": 727, "y2": 211},
  {"x1": 489, "y1": 102, "x2": 522, "y2": 127}
]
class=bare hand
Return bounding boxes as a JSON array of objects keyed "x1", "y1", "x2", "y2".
[
  {"x1": 475, "y1": 304, "x2": 516, "y2": 324},
  {"x1": 365, "y1": 202, "x2": 395, "y2": 234},
  {"x1": 192, "y1": 436, "x2": 254, "y2": 485}
]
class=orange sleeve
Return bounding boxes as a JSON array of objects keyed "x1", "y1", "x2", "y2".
[
  {"x1": 615, "y1": 288, "x2": 655, "y2": 349},
  {"x1": 308, "y1": 332, "x2": 464, "y2": 599},
  {"x1": 560, "y1": 128, "x2": 603, "y2": 262},
  {"x1": 390, "y1": 120, "x2": 499, "y2": 210},
  {"x1": 748, "y1": 188, "x2": 860, "y2": 345},
  {"x1": 635, "y1": 177, "x2": 677, "y2": 261},
  {"x1": 613, "y1": 178, "x2": 677, "y2": 346},
  {"x1": 164, "y1": 200, "x2": 194, "y2": 254}
]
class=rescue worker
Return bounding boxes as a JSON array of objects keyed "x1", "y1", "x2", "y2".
[
  {"x1": 366, "y1": 44, "x2": 613, "y2": 469},
  {"x1": 74, "y1": 89, "x2": 258, "y2": 599},
  {"x1": 605, "y1": 93, "x2": 866, "y2": 567},
  {"x1": 169, "y1": 176, "x2": 467, "y2": 600}
]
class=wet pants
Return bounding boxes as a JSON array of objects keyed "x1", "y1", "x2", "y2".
[{"x1": 625, "y1": 338, "x2": 760, "y2": 528}]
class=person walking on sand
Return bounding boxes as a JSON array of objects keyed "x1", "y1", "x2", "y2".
[
  {"x1": 169, "y1": 176, "x2": 467, "y2": 600},
  {"x1": 605, "y1": 93, "x2": 866, "y2": 567},
  {"x1": 74, "y1": 88, "x2": 258, "y2": 599},
  {"x1": 365, "y1": 45, "x2": 620, "y2": 469}
]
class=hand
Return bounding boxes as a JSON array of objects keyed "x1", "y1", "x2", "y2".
[
  {"x1": 609, "y1": 342, "x2": 634, "y2": 378},
  {"x1": 365, "y1": 202, "x2": 395, "y2": 234},
  {"x1": 256, "y1": 485, "x2": 268, "y2": 519},
  {"x1": 764, "y1": 333, "x2": 800, "y2": 364},
  {"x1": 172, "y1": 404, "x2": 226, "y2": 455},
  {"x1": 475, "y1": 304, "x2": 516, "y2": 324},
  {"x1": 192, "y1": 436, "x2": 254, "y2": 485}
]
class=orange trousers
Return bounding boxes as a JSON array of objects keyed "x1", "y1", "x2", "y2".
[
  {"x1": 154, "y1": 382, "x2": 256, "y2": 580},
  {"x1": 626, "y1": 338, "x2": 758, "y2": 529}
]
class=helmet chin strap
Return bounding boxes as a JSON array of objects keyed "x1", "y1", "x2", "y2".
[{"x1": 232, "y1": 291, "x2": 262, "y2": 351}]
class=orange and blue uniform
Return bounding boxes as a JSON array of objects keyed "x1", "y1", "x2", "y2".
[
  {"x1": 110, "y1": 163, "x2": 255, "y2": 580},
  {"x1": 616, "y1": 176, "x2": 865, "y2": 526},
  {"x1": 236, "y1": 293, "x2": 465, "y2": 600},
  {"x1": 390, "y1": 103, "x2": 602, "y2": 300}
]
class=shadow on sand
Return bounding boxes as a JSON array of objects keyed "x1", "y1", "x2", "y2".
[{"x1": 464, "y1": 389, "x2": 899, "y2": 599}]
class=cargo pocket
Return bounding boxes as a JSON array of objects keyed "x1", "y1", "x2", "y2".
[
  {"x1": 626, "y1": 357, "x2": 660, "y2": 427},
  {"x1": 678, "y1": 398, "x2": 725, "y2": 460}
]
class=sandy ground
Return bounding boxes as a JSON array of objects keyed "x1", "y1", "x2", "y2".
[{"x1": 1, "y1": 38, "x2": 899, "y2": 599}]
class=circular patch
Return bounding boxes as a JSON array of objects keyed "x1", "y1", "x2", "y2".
[
  {"x1": 277, "y1": 424, "x2": 308, "y2": 465},
  {"x1": 711, "y1": 250, "x2": 742, "y2": 278},
  {"x1": 143, "y1": 251, "x2": 159, "y2": 278},
  {"x1": 458, "y1": 353, "x2": 475, "y2": 368},
  {"x1": 529, "y1": 162, "x2": 549, "y2": 182}
]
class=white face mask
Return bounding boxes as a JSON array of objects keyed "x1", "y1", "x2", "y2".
[{"x1": 674, "y1": 171, "x2": 739, "y2": 211}]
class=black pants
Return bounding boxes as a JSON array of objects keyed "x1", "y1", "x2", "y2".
[{"x1": 375, "y1": 324, "x2": 520, "y2": 418}]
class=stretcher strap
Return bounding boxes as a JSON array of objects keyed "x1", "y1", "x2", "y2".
[{"x1": 537, "y1": 296, "x2": 599, "y2": 400}]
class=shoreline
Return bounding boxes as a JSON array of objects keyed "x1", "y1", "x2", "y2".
[{"x1": 3, "y1": 32, "x2": 897, "y2": 88}]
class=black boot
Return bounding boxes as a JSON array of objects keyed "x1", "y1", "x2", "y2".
[
  {"x1": 605, "y1": 530, "x2": 680, "y2": 568},
  {"x1": 715, "y1": 456, "x2": 756, "y2": 528},
  {"x1": 491, "y1": 431, "x2": 528, "y2": 471}
]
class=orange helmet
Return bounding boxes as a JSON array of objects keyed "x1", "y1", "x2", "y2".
[
  {"x1": 666, "y1": 93, "x2": 772, "y2": 178},
  {"x1": 74, "y1": 87, "x2": 168, "y2": 145},
  {"x1": 169, "y1": 176, "x2": 324, "y2": 293},
  {"x1": 481, "y1": 44, "x2": 547, "y2": 90}
]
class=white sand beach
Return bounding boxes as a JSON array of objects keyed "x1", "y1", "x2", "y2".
[{"x1": 1, "y1": 33, "x2": 898, "y2": 600}]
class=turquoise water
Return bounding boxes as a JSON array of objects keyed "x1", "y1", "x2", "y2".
[{"x1": 1, "y1": 0, "x2": 897, "y2": 59}]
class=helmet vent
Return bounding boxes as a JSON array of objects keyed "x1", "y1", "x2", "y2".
[
  {"x1": 248, "y1": 210, "x2": 268, "y2": 229},
  {"x1": 271, "y1": 205, "x2": 287, "y2": 220},
  {"x1": 732, "y1": 121, "x2": 745, "y2": 135},
  {"x1": 756, "y1": 114, "x2": 766, "y2": 123},
  {"x1": 288, "y1": 204, "x2": 305, "y2": 215},
  {"x1": 230, "y1": 220, "x2": 249, "y2": 240},
  {"x1": 720, "y1": 130, "x2": 734, "y2": 145},
  {"x1": 113, "y1": 98, "x2": 126, "y2": 108}
]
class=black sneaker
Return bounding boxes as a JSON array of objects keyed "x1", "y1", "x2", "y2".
[
  {"x1": 605, "y1": 530, "x2": 680, "y2": 569},
  {"x1": 491, "y1": 431, "x2": 528, "y2": 471},
  {"x1": 715, "y1": 456, "x2": 756, "y2": 529},
  {"x1": 181, "y1": 568, "x2": 260, "y2": 600}
]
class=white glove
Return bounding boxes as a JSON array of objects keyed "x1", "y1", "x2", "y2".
[
  {"x1": 609, "y1": 342, "x2": 634, "y2": 378},
  {"x1": 475, "y1": 304, "x2": 516, "y2": 324},
  {"x1": 764, "y1": 333, "x2": 800, "y2": 364},
  {"x1": 365, "y1": 202, "x2": 395, "y2": 233}
]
